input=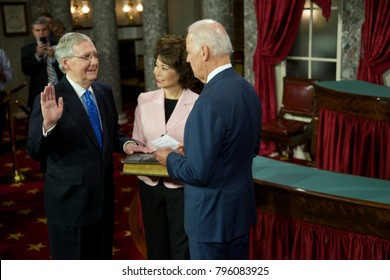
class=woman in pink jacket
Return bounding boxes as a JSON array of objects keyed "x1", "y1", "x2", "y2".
[{"x1": 132, "y1": 35, "x2": 201, "y2": 259}]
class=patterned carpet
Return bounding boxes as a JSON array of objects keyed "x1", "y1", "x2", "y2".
[
  {"x1": 0, "y1": 104, "x2": 146, "y2": 260},
  {"x1": 0, "y1": 100, "x2": 314, "y2": 260}
]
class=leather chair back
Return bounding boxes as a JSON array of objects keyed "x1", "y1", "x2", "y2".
[{"x1": 281, "y1": 77, "x2": 317, "y2": 117}]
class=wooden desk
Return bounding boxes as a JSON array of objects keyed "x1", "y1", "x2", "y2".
[
  {"x1": 122, "y1": 156, "x2": 390, "y2": 259},
  {"x1": 312, "y1": 80, "x2": 390, "y2": 180},
  {"x1": 250, "y1": 156, "x2": 390, "y2": 260}
]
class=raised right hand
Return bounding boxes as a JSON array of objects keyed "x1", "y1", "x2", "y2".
[{"x1": 41, "y1": 83, "x2": 63, "y2": 132}]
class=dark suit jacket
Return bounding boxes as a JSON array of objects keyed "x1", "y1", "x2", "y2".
[
  {"x1": 21, "y1": 41, "x2": 63, "y2": 108},
  {"x1": 27, "y1": 77, "x2": 130, "y2": 226},
  {"x1": 166, "y1": 67, "x2": 262, "y2": 243}
]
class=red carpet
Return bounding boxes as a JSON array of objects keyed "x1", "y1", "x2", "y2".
[
  {"x1": 0, "y1": 102, "x2": 313, "y2": 260},
  {"x1": 0, "y1": 104, "x2": 146, "y2": 260}
]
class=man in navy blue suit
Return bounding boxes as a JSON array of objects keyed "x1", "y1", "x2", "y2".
[
  {"x1": 27, "y1": 32, "x2": 151, "y2": 259},
  {"x1": 156, "y1": 19, "x2": 262, "y2": 260}
]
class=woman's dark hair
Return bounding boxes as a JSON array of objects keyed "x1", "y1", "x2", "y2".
[{"x1": 154, "y1": 35, "x2": 202, "y2": 91}]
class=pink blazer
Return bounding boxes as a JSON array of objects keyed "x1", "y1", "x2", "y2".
[{"x1": 132, "y1": 88, "x2": 199, "y2": 188}]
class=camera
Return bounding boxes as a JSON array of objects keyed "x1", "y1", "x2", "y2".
[{"x1": 39, "y1": 36, "x2": 47, "y2": 44}]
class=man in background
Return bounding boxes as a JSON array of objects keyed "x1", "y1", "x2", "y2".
[
  {"x1": 0, "y1": 48, "x2": 13, "y2": 151},
  {"x1": 39, "y1": 12, "x2": 58, "y2": 43},
  {"x1": 21, "y1": 17, "x2": 63, "y2": 110},
  {"x1": 52, "y1": 20, "x2": 66, "y2": 41},
  {"x1": 24, "y1": 12, "x2": 57, "y2": 45},
  {"x1": 156, "y1": 19, "x2": 262, "y2": 260}
]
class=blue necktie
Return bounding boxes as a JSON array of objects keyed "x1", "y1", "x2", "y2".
[{"x1": 84, "y1": 90, "x2": 103, "y2": 149}]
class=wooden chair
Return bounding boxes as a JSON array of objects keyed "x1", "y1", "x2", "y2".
[{"x1": 262, "y1": 76, "x2": 318, "y2": 161}]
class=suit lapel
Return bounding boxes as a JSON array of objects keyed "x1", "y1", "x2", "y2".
[
  {"x1": 91, "y1": 84, "x2": 107, "y2": 153},
  {"x1": 58, "y1": 78, "x2": 102, "y2": 152},
  {"x1": 166, "y1": 89, "x2": 192, "y2": 132},
  {"x1": 151, "y1": 91, "x2": 168, "y2": 135}
]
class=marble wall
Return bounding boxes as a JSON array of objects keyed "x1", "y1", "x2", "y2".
[
  {"x1": 202, "y1": 0, "x2": 233, "y2": 40},
  {"x1": 341, "y1": 0, "x2": 364, "y2": 80},
  {"x1": 142, "y1": 0, "x2": 168, "y2": 91},
  {"x1": 26, "y1": 0, "x2": 366, "y2": 84},
  {"x1": 0, "y1": 0, "x2": 380, "y2": 118},
  {"x1": 28, "y1": 0, "x2": 50, "y2": 22},
  {"x1": 92, "y1": 0, "x2": 124, "y2": 120},
  {"x1": 243, "y1": 0, "x2": 257, "y2": 84}
]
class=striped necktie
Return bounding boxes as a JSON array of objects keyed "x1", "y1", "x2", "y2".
[
  {"x1": 84, "y1": 90, "x2": 103, "y2": 149},
  {"x1": 44, "y1": 55, "x2": 58, "y2": 85}
]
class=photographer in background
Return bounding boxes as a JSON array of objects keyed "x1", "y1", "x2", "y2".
[
  {"x1": 39, "y1": 12, "x2": 58, "y2": 43},
  {"x1": 21, "y1": 17, "x2": 63, "y2": 110}
]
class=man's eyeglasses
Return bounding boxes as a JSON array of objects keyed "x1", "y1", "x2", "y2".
[{"x1": 70, "y1": 53, "x2": 100, "y2": 61}]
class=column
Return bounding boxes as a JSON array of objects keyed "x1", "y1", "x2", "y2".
[
  {"x1": 142, "y1": 0, "x2": 168, "y2": 92},
  {"x1": 202, "y1": 0, "x2": 233, "y2": 40},
  {"x1": 244, "y1": 0, "x2": 257, "y2": 85},
  {"x1": 49, "y1": 0, "x2": 73, "y2": 33},
  {"x1": 28, "y1": 0, "x2": 49, "y2": 21},
  {"x1": 91, "y1": 0, "x2": 127, "y2": 123}
]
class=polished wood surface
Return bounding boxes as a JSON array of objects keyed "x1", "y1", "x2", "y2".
[
  {"x1": 254, "y1": 179, "x2": 390, "y2": 240},
  {"x1": 311, "y1": 80, "x2": 390, "y2": 160},
  {"x1": 313, "y1": 81, "x2": 390, "y2": 120},
  {"x1": 252, "y1": 156, "x2": 390, "y2": 240}
]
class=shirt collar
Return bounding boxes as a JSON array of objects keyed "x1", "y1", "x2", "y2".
[
  {"x1": 66, "y1": 75, "x2": 93, "y2": 98},
  {"x1": 207, "y1": 63, "x2": 232, "y2": 83}
]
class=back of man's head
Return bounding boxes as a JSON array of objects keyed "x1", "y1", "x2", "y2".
[{"x1": 187, "y1": 19, "x2": 233, "y2": 57}]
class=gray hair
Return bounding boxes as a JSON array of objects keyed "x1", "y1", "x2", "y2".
[
  {"x1": 55, "y1": 32, "x2": 92, "y2": 73},
  {"x1": 31, "y1": 17, "x2": 49, "y2": 28},
  {"x1": 187, "y1": 19, "x2": 233, "y2": 56}
]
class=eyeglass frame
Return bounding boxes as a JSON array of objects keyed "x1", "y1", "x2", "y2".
[{"x1": 69, "y1": 53, "x2": 100, "y2": 61}]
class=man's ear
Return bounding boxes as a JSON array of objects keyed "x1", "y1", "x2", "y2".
[
  {"x1": 201, "y1": 45, "x2": 209, "y2": 61},
  {"x1": 61, "y1": 57, "x2": 69, "y2": 70}
]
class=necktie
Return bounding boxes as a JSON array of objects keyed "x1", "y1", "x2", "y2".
[
  {"x1": 84, "y1": 90, "x2": 103, "y2": 149},
  {"x1": 44, "y1": 55, "x2": 58, "y2": 85}
]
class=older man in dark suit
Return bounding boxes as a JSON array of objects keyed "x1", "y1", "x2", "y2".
[
  {"x1": 26, "y1": 32, "x2": 151, "y2": 260},
  {"x1": 156, "y1": 19, "x2": 262, "y2": 260},
  {"x1": 21, "y1": 17, "x2": 63, "y2": 109}
]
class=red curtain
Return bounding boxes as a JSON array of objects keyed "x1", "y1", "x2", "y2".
[
  {"x1": 312, "y1": 0, "x2": 332, "y2": 20},
  {"x1": 316, "y1": 108, "x2": 390, "y2": 180},
  {"x1": 249, "y1": 210, "x2": 390, "y2": 259},
  {"x1": 357, "y1": 0, "x2": 390, "y2": 85},
  {"x1": 253, "y1": 0, "x2": 306, "y2": 155},
  {"x1": 253, "y1": 0, "x2": 332, "y2": 155}
]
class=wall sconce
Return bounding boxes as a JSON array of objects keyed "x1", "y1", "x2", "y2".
[
  {"x1": 71, "y1": 0, "x2": 91, "y2": 16},
  {"x1": 70, "y1": 0, "x2": 143, "y2": 28},
  {"x1": 80, "y1": 1, "x2": 91, "y2": 14},
  {"x1": 122, "y1": 0, "x2": 143, "y2": 21},
  {"x1": 71, "y1": 0, "x2": 91, "y2": 28},
  {"x1": 135, "y1": 1, "x2": 143, "y2": 12}
]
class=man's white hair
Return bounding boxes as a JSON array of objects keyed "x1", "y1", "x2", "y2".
[
  {"x1": 187, "y1": 19, "x2": 233, "y2": 56},
  {"x1": 55, "y1": 32, "x2": 92, "y2": 73}
]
